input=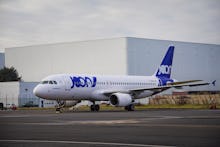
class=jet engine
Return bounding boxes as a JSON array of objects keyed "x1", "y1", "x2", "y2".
[{"x1": 110, "y1": 93, "x2": 132, "y2": 107}]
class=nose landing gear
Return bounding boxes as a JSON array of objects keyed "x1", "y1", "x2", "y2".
[
  {"x1": 56, "y1": 100, "x2": 64, "y2": 113},
  {"x1": 56, "y1": 101, "x2": 64, "y2": 113}
]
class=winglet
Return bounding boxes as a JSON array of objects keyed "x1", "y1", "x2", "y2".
[{"x1": 212, "y1": 80, "x2": 216, "y2": 86}]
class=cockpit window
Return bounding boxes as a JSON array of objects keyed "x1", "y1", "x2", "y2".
[
  {"x1": 41, "y1": 80, "x2": 58, "y2": 84},
  {"x1": 41, "y1": 81, "x2": 49, "y2": 84}
]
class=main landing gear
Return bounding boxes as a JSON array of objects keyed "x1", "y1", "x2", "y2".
[
  {"x1": 90, "y1": 101, "x2": 100, "y2": 112},
  {"x1": 124, "y1": 104, "x2": 135, "y2": 111}
]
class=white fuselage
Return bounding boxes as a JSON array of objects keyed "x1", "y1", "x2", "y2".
[{"x1": 33, "y1": 74, "x2": 160, "y2": 101}]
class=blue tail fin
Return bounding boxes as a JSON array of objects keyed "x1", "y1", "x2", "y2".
[{"x1": 154, "y1": 46, "x2": 174, "y2": 78}]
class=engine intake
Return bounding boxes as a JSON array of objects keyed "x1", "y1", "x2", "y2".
[{"x1": 110, "y1": 93, "x2": 132, "y2": 107}]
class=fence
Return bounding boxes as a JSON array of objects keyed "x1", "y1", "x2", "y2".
[{"x1": 149, "y1": 94, "x2": 220, "y2": 105}]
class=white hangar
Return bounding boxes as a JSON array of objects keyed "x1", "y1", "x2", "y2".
[
  {"x1": 5, "y1": 37, "x2": 220, "y2": 91},
  {"x1": 1, "y1": 37, "x2": 220, "y2": 108}
]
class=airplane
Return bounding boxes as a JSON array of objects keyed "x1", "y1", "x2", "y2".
[{"x1": 33, "y1": 46, "x2": 212, "y2": 112}]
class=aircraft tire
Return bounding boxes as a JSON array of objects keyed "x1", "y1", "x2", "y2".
[
  {"x1": 56, "y1": 107, "x2": 62, "y2": 113},
  {"x1": 90, "y1": 105, "x2": 95, "y2": 111},
  {"x1": 94, "y1": 104, "x2": 100, "y2": 111},
  {"x1": 125, "y1": 104, "x2": 134, "y2": 111},
  {"x1": 90, "y1": 104, "x2": 100, "y2": 112}
]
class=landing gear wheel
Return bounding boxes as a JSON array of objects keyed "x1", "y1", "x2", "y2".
[
  {"x1": 125, "y1": 104, "x2": 135, "y2": 111},
  {"x1": 90, "y1": 104, "x2": 100, "y2": 112},
  {"x1": 94, "y1": 104, "x2": 100, "y2": 111},
  {"x1": 56, "y1": 100, "x2": 64, "y2": 113},
  {"x1": 90, "y1": 105, "x2": 95, "y2": 111},
  {"x1": 56, "y1": 107, "x2": 62, "y2": 113}
]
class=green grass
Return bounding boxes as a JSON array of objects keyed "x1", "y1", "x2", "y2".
[
  {"x1": 135, "y1": 104, "x2": 219, "y2": 109},
  {"x1": 16, "y1": 104, "x2": 219, "y2": 111},
  {"x1": 101, "y1": 104, "x2": 220, "y2": 110},
  {"x1": 80, "y1": 104, "x2": 219, "y2": 111}
]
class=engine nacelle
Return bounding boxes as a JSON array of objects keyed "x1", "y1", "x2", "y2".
[{"x1": 110, "y1": 93, "x2": 132, "y2": 107}]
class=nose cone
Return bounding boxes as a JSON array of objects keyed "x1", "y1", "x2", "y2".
[
  {"x1": 33, "y1": 85, "x2": 40, "y2": 97},
  {"x1": 33, "y1": 85, "x2": 47, "y2": 98}
]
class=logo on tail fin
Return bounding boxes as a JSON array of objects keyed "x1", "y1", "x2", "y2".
[
  {"x1": 158, "y1": 65, "x2": 172, "y2": 75},
  {"x1": 155, "y1": 46, "x2": 174, "y2": 78}
]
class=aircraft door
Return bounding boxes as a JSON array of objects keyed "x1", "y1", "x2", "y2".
[{"x1": 63, "y1": 75, "x2": 71, "y2": 91}]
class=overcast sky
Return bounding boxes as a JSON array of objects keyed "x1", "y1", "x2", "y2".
[{"x1": 0, "y1": 0, "x2": 220, "y2": 52}]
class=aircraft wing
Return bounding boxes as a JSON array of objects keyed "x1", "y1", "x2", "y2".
[
  {"x1": 102, "y1": 80, "x2": 211, "y2": 96},
  {"x1": 130, "y1": 80, "x2": 210, "y2": 91},
  {"x1": 166, "y1": 80, "x2": 202, "y2": 85}
]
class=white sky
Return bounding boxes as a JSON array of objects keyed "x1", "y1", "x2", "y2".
[{"x1": 0, "y1": 0, "x2": 220, "y2": 52}]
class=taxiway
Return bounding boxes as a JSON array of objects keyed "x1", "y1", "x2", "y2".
[{"x1": 0, "y1": 109, "x2": 220, "y2": 147}]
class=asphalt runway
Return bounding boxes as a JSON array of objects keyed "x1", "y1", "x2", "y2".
[{"x1": 0, "y1": 109, "x2": 220, "y2": 147}]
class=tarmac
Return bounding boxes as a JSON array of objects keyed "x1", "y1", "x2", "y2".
[{"x1": 0, "y1": 109, "x2": 220, "y2": 147}]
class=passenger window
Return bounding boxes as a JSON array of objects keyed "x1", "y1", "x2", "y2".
[
  {"x1": 54, "y1": 81, "x2": 57, "y2": 84},
  {"x1": 49, "y1": 81, "x2": 53, "y2": 84}
]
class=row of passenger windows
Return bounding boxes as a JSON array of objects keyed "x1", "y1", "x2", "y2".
[
  {"x1": 41, "y1": 81, "x2": 57, "y2": 84},
  {"x1": 97, "y1": 82, "x2": 156, "y2": 86}
]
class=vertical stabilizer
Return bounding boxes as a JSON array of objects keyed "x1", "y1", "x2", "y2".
[{"x1": 154, "y1": 46, "x2": 174, "y2": 78}]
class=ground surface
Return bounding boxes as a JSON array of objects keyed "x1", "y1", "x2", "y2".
[{"x1": 0, "y1": 109, "x2": 220, "y2": 147}]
